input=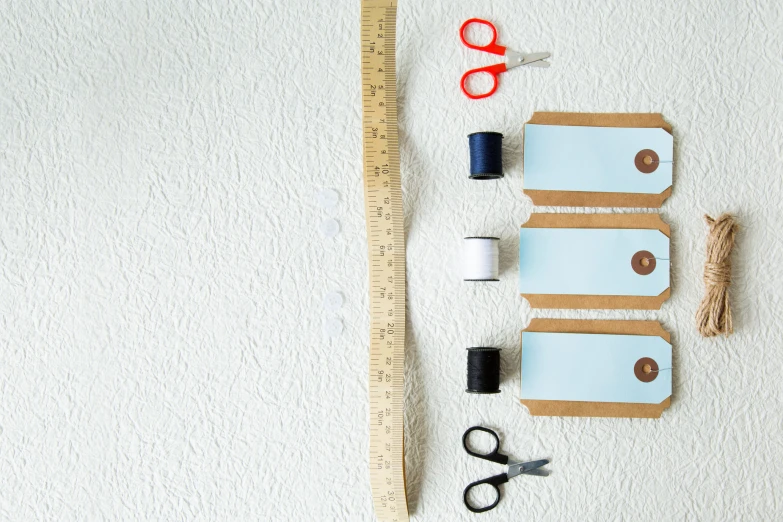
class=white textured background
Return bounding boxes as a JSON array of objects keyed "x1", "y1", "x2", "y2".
[{"x1": 1, "y1": 0, "x2": 782, "y2": 520}]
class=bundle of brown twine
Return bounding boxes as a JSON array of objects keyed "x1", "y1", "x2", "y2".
[{"x1": 695, "y1": 214, "x2": 738, "y2": 337}]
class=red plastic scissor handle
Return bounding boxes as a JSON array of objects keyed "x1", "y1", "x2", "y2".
[
  {"x1": 460, "y1": 63, "x2": 507, "y2": 99},
  {"x1": 459, "y1": 18, "x2": 507, "y2": 56}
]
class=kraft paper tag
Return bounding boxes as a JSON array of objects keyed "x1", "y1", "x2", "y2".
[
  {"x1": 522, "y1": 112, "x2": 673, "y2": 208},
  {"x1": 520, "y1": 213, "x2": 671, "y2": 310},
  {"x1": 520, "y1": 319, "x2": 672, "y2": 418}
]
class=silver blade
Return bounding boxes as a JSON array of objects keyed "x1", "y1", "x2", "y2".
[
  {"x1": 525, "y1": 61, "x2": 550, "y2": 68},
  {"x1": 521, "y1": 52, "x2": 551, "y2": 65},
  {"x1": 505, "y1": 50, "x2": 551, "y2": 70},
  {"x1": 522, "y1": 468, "x2": 550, "y2": 477},
  {"x1": 507, "y1": 459, "x2": 550, "y2": 479}
]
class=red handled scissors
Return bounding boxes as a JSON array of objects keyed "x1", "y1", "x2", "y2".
[{"x1": 460, "y1": 18, "x2": 550, "y2": 99}]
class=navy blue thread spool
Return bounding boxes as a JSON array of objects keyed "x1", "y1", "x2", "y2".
[
  {"x1": 466, "y1": 347, "x2": 501, "y2": 394},
  {"x1": 468, "y1": 132, "x2": 503, "y2": 180}
]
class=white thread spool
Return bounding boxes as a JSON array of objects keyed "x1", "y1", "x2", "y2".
[{"x1": 462, "y1": 237, "x2": 499, "y2": 281}]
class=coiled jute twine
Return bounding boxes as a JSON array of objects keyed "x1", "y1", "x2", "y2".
[{"x1": 695, "y1": 214, "x2": 739, "y2": 337}]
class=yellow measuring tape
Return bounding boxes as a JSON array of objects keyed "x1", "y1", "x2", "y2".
[{"x1": 361, "y1": 1, "x2": 409, "y2": 520}]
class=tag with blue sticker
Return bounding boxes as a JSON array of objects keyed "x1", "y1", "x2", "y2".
[
  {"x1": 522, "y1": 113, "x2": 674, "y2": 208},
  {"x1": 519, "y1": 228, "x2": 670, "y2": 296},
  {"x1": 519, "y1": 319, "x2": 672, "y2": 418},
  {"x1": 519, "y1": 213, "x2": 671, "y2": 310},
  {"x1": 524, "y1": 125, "x2": 673, "y2": 194},
  {"x1": 520, "y1": 332, "x2": 672, "y2": 404}
]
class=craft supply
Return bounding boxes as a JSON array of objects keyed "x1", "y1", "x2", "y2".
[
  {"x1": 520, "y1": 319, "x2": 673, "y2": 418},
  {"x1": 463, "y1": 237, "x2": 499, "y2": 281},
  {"x1": 462, "y1": 426, "x2": 550, "y2": 513},
  {"x1": 521, "y1": 333, "x2": 672, "y2": 403},
  {"x1": 321, "y1": 218, "x2": 340, "y2": 238},
  {"x1": 324, "y1": 318, "x2": 344, "y2": 338},
  {"x1": 317, "y1": 188, "x2": 339, "y2": 208},
  {"x1": 466, "y1": 347, "x2": 501, "y2": 394},
  {"x1": 524, "y1": 125, "x2": 673, "y2": 192},
  {"x1": 459, "y1": 18, "x2": 550, "y2": 99},
  {"x1": 519, "y1": 213, "x2": 671, "y2": 309},
  {"x1": 468, "y1": 132, "x2": 503, "y2": 179},
  {"x1": 323, "y1": 291, "x2": 344, "y2": 312},
  {"x1": 361, "y1": 1, "x2": 409, "y2": 519},
  {"x1": 696, "y1": 213, "x2": 738, "y2": 337},
  {"x1": 522, "y1": 112, "x2": 674, "y2": 207}
]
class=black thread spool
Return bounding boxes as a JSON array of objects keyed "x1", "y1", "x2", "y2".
[
  {"x1": 466, "y1": 347, "x2": 501, "y2": 394},
  {"x1": 468, "y1": 132, "x2": 503, "y2": 179}
]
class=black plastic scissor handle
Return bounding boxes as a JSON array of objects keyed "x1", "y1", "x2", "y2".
[
  {"x1": 462, "y1": 426, "x2": 509, "y2": 465},
  {"x1": 463, "y1": 472, "x2": 509, "y2": 513}
]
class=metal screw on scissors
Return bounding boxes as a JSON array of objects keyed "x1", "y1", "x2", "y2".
[
  {"x1": 460, "y1": 18, "x2": 551, "y2": 99},
  {"x1": 462, "y1": 426, "x2": 550, "y2": 513}
]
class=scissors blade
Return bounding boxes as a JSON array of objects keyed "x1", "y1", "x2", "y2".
[
  {"x1": 521, "y1": 52, "x2": 551, "y2": 66},
  {"x1": 521, "y1": 468, "x2": 550, "y2": 477},
  {"x1": 505, "y1": 51, "x2": 551, "y2": 70},
  {"x1": 507, "y1": 459, "x2": 550, "y2": 479}
]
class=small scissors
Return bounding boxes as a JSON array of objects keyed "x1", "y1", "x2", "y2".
[
  {"x1": 462, "y1": 426, "x2": 550, "y2": 513},
  {"x1": 460, "y1": 18, "x2": 551, "y2": 99}
]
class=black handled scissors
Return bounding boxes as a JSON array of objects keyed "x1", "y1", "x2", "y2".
[{"x1": 462, "y1": 426, "x2": 550, "y2": 513}]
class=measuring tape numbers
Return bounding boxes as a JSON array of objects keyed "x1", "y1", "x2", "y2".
[{"x1": 360, "y1": 1, "x2": 409, "y2": 521}]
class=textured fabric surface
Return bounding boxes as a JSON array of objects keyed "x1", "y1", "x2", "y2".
[{"x1": 1, "y1": 1, "x2": 782, "y2": 520}]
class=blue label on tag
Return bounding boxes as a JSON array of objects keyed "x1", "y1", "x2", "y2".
[
  {"x1": 524, "y1": 125, "x2": 673, "y2": 194},
  {"x1": 521, "y1": 332, "x2": 672, "y2": 404},
  {"x1": 519, "y1": 228, "x2": 669, "y2": 296}
]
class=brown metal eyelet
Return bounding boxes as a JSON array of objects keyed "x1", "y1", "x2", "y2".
[
  {"x1": 634, "y1": 357, "x2": 659, "y2": 383},
  {"x1": 634, "y1": 149, "x2": 659, "y2": 173},
  {"x1": 631, "y1": 250, "x2": 656, "y2": 275}
]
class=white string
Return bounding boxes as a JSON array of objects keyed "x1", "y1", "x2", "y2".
[{"x1": 463, "y1": 238, "x2": 499, "y2": 281}]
